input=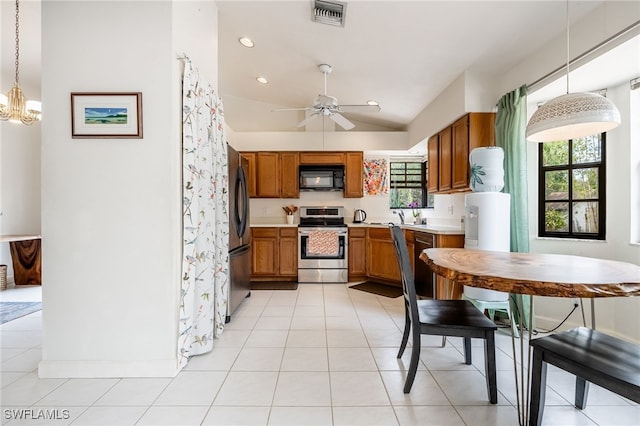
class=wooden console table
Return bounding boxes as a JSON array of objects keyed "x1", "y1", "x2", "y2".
[{"x1": 0, "y1": 234, "x2": 42, "y2": 286}]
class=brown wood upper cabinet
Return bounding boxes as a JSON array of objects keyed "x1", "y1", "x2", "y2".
[
  {"x1": 427, "y1": 112, "x2": 496, "y2": 194},
  {"x1": 243, "y1": 150, "x2": 363, "y2": 198},
  {"x1": 299, "y1": 152, "x2": 345, "y2": 165},
  {"x1": 241, "y1": 152, "x2": 299, "y2": 198},
  {"x1": 344, "y1": 151, "x2": 364, "y2": 198}
]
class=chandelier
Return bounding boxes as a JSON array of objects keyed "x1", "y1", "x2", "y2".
[
  {"x1": 0, "y1": 0, "x2": 41, "y2": 125},
  {"x1": 525, "y1": 0, "x2": 620, "y2": 142}
]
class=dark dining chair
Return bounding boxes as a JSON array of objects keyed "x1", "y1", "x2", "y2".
[{"x1": 389, "y1": 224, "x2": 498, "y2": 402}]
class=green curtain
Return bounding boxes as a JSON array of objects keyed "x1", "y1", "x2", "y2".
[{"x1": 495, "y1": 85, "x2": 534, "y2": 330}]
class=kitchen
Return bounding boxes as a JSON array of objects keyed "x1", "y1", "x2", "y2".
[{"x1": 1, "y1": 1, "x2": 639, "y2": 424}]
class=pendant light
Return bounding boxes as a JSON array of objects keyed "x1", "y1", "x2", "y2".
[
  {"x1": 525, "y1": 0, "x2": 620, "y2": 142},
  {"x1": 0, "y1": 0, "x2": 41, "y2": 125}
]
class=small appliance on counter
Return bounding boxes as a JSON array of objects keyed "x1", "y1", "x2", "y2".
[{"x1": 353, "y1": 209, "x2": 367, "y2": 223}]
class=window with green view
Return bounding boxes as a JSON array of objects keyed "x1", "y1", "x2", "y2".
[
  {"x1": 538, "y1": 134, "x2": 606, "y2": 239},
  {"x1": 389, "y1": 161, "x2": 431, "y2": 208}
]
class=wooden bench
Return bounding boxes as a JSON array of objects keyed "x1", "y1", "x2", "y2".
[{"x1": 529, "y1": 327, "x2": 640, "y2": 426}]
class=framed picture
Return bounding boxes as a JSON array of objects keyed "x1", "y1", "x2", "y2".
[{"x1": 71, "y1": 92, "x2": 142, "y2": 138}]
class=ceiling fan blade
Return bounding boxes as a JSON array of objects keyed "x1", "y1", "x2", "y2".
[
  {"x1": 338, "y1": 104, "x2": 381, "y2": 113},
  {"x1": 329, "y1": 112, "x2": 355, "y2": 130},
  {"x1": 296, "y1": 114, "x2": 319, "y2": 128},
  {"x1": 273, "y1": 107, "x2": 312, "y2": 112}
]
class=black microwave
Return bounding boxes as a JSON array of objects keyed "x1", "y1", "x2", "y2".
[{"x1": 299, "y1": 165, "x2": 345, "y2": 191}]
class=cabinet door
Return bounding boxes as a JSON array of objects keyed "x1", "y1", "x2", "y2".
[
  {"x1": 278, "y1": 228, "x2": 298, "y2": 276},
  {"x1": 434, "y1": 234, "x2": 465, "y2": 300},
  {"x1": 427, "y1": 135, "x2": 439, "y2": 193},
  {"x1": 299, "y1": 152, "x2": 345, "y2": 165},
  {"x1": 348, "y1": 228, "x2": 367, "y2": 279},
  {"x1": 438, "y1": 127, "x2": 452, "y2": 192},
  {"x1": 452, "y1": 115, "x2": 470, "y2": 190},
  {"x1": 241, "y1": 152, "x2": 257, "y2": 198},
  {"x1": 344, "y1": 152, "x2": 364, "y2": 198},
  {"x1": 251, "y1": 228, "x2": 278, "y2": 276},
  {"x1": 366, "y1": 228, "x2": 401, "y2": 284},
  {"x1": 280, "y1": 152, "x2": 300, "y2": 198},
  {"x1": 468, "y1": 112, "x2": 496, "y2": 152},
  {"x1": 256, "y1": 152, "x2": 280, "y2": 198}
]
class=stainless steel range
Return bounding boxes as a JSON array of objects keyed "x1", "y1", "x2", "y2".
[{"x1": 298, "y1": 206, "x2": 348, "y2": 283}]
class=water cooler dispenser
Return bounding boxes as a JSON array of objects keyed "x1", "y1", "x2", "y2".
[{"x1": 464, "y1": 171, "x2": 511, "y2": 301}]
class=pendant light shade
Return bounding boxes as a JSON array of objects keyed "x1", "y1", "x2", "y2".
[
  {"x1": 525, "y1": 0, "x2": 621, "y2": 142},
  {"x1": 525, "y1": 92, "x2": 620, "y2": 142}
]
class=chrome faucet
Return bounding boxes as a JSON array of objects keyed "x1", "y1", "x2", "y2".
[{"x1": 394, "y1": 210, "x2": 405, "y2": 224}]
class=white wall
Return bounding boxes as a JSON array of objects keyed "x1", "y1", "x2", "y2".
[
  {"x1": 38, "y1": 0, "x2": 218, "y2": 378},
  {"x1": 0, "y1": 0, "x2": 41, "y2": 284},
  {"x1": 526, "y1": 81, "x2": 640, "y2": 342}
]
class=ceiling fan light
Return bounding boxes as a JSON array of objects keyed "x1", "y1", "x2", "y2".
[
  {"x1": 256, "y1": 76, "x2": 268, "y2": 84},
  {"x1": 366, "y1": 100, "x2": 379, "y2": 106},
  {"x1": 526, "y1": 92, "x2": 621, "y2": 142}
]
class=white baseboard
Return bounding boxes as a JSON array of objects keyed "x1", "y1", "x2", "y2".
[{"x1": 534, "y1": 315, "x2": 639, "y2": 344}]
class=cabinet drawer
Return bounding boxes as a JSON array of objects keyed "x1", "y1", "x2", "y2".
[
  {"x1": 367, "y1": 227, "x2": 392, "y2": 239},
  {"x1": 349, "y1": 228, "x2": 366, "y2": 238},
  {"x1": 252, "y1": 227, "x2": 278, "y2": 238},
  {"x1": 279, "y1": 227, "x2": 298, "y2": 238}
]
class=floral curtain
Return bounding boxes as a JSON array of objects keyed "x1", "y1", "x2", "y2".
[
  {"x1": 178, "y1": 60, "x2": 230, "y2": 369},
  {"x1": 363, "y1": 159, "x2": 388, "y2": 195}
]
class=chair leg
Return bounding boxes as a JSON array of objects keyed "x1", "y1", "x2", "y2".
[
  {"x1": 529, "y1": 348, "x2": 548, "y2": 426},
  {"x1": 484, "y1": 332, "x2": 498, "y2": 404},
  {"x1": 574, "y1": 377, "x2": 590, "y2": 409},
  {"x1": 463, "y1": 337, "x2": 472, "y2": 365},
  {"x1": 403, "y1": 338, "x2": 421, "y2": 393},
  {"x1": 397, "y1": 309, "x2": 410, "y2": 358}
]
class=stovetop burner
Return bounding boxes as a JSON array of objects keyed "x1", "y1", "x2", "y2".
[{"x1": 298, "y1": 206, "x2": 345, "y2": 228}]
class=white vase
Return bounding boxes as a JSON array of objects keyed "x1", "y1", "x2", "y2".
[
  {"x1": 286, "y1": 215, "x2": 294, "y2": 225},
  {"x1": 469, "y1": 147, "x2": 505, "y2": 192}
]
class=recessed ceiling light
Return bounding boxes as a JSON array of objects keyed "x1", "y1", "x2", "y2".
[
  {"x1": 256, "y1": 77, "x2": 268, "y2": 84},
  {"x1": 367, "y1": 100, "x2": 379, "y2": 106},
  {"x1": 239, "y1": 37, "x2": 255, "y2": 48}
]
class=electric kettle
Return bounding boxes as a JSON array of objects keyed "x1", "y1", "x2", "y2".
[{"x1": 353, "y1": 209, "x2": 367, "y2": 223}]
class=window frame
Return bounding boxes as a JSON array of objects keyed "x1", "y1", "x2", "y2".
[
  {"x1": 537, "y1": 134, "x2": 607, "y2": 240},
  {"x1": 389, "y1": 160, "x2": 427, "y2": 209}
]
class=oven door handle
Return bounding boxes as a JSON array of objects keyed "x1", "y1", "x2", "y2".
[{"x1": 298, "y1": 230, "x2": 348, "y2": 236}]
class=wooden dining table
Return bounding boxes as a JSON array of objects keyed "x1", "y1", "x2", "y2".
[{"x1": 420, "y1": 248, "x2": 640, "y2": 426}]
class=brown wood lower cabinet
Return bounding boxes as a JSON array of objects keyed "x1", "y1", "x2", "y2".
[
  {"x1": 348, "y1": 228, "x2": 366, "y2": 281},
  {"x1": 250, "y1": 226, "x2": 463, "y2": 292},
  {"x1": 251, "y1": 227, "x2": 297, "y2": 281},
  {"x1": 414, "y1": 231, "x2": 464, "y2": 299},
  {"x1": 366, "y1": 227, "x2": 414, "y2": 288}
]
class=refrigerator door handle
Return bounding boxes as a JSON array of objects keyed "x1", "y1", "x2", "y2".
[{"x1": 235, "y1": 166, "x2": 248, "y2": 239}]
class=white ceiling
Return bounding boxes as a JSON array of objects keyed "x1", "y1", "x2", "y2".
[
  {"x1": 3, "y1": 1, "x2": 638, "y2": 136},
  {"x1": 217, "y1": 0, "x2": 609, "y2": 132}
]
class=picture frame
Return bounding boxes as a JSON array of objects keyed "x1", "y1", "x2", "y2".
[{"x1": 71, "y1": 92, "x2": 143, "y2": 138}]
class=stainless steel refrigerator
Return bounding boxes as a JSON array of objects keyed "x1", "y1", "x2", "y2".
[{"x1": 227, "y1": 145, "x2": 251, "y2": 321}]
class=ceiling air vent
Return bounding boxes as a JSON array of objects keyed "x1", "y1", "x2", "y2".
[{"x1": 312, "y1": 0, "x2": 346, "y2": 27}]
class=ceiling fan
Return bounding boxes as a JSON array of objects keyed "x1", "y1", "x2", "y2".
[{"x1": 274, "y1": 63, "x2": 380, "y2": 130}]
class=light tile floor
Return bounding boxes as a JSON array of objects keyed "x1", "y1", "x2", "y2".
[{"x1": 1, "y1": 284, "x2": 638, "y2": 425}]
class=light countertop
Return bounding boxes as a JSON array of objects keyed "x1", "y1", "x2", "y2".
[{"x1": 250, "y1": 222, "x2": 464, "y2": 235}]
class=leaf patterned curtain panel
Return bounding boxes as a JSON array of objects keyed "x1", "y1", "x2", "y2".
[{"x1": 363, "y1": 159, "x2": 389, "y2": 196}]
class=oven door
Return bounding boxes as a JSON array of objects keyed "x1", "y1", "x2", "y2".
[{"x1": 298, "y1": 227, "x2": 348, "y2": 269}]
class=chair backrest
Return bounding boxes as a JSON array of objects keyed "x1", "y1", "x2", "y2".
[{"x1": 389, "y1": 224, "x2": 420, "y2": 326}]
